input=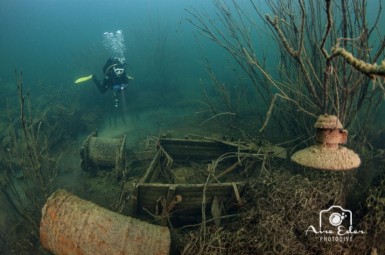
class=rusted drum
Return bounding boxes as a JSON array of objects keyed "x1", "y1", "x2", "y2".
[
  {"x1": 80, "y1": 132, "x2": 126, "y2": 173},
  {"x1": 40, "y1": 189, "x2": 170, "y2": 255},
  {"x1": 291, "y1": 114, "x2": 360, "y2": 170}
]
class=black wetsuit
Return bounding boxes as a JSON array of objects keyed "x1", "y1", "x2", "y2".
[{"x1": 93, "y1": 57, "x2": 129, "y2": 93}]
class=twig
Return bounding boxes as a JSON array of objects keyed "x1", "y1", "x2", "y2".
[
  {"x1": 200, "y1": 112, "x2": 236, "y2": 126},
  {"x1": 215, "y1": 157, "x2": 247, "y2": 180}
]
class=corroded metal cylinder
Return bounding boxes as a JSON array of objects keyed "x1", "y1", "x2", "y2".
[
  {"x1": 291, "y1": 114, "x2": 360, "y2": 170},
  {"x1": 40, "y1": 189, "x2": 170, "y2": 255},
  {"x1": 80, "y1": 132, "x2": 126, "y2": 173},
  {"x1": 314, "y1": 114, "x2": 347, "y2": 148}
]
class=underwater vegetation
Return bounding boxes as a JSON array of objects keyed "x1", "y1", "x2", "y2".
[
  {"x1": 188, "y1": 0, "x2": 385, "y2": 139},
  {"x1": 1, "y1": 0, "x2": 385, "y2": 254},
  {"x1": 183, "y1": 0, "x2": 385, "y2": 254}
]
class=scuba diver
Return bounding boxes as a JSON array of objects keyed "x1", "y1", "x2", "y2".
[
  {"x1": 75, "y1": 57, "x2": 133, "y2": 107},
  {"x1": 75, "y1": 30, "x2": 133, "y2": 107},
  {"x1": 93, "y1": 57, "x2": 129, "y2": 93},
  {"x1": 92, "y1": 57, "x2": 133, "y2": 107}
]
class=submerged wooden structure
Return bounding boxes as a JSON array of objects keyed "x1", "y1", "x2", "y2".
[{"x1": 127, "y1": 136, "x2": 286, "y2": 225}]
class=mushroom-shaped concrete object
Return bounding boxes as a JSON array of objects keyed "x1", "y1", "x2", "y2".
[{"x1": 291, "y1": 114, "x2": 360, "y2": 171}]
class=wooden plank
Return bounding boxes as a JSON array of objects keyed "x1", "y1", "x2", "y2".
[
  {"x1": 158, "y1": 138, "x2": 287, "y2": 161},
  {"x1": 166, "y1": 186, "x2": 176, "y2": 205},
  {"x1": 128, "y1": 182, "x2": 139, "y2": 217},
  {"x1": 141, "y1": 150, "x2": 161, "y2": 183}
]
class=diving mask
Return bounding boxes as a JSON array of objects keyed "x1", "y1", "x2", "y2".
[{"x1": 113, "y1": 67, "x2": 125, "y2": 76}]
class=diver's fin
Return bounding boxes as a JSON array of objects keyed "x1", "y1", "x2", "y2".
[{"x1": 75, "y1": 75, "x2": 93, "y2": 84}]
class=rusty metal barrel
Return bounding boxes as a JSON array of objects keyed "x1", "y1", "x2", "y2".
[
  {"x1": 40, "y1": 189, "x2": 170, "y2": 255},
  {"x1": 80, "y1": 132, "x2": 126, "y2": 174}
]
